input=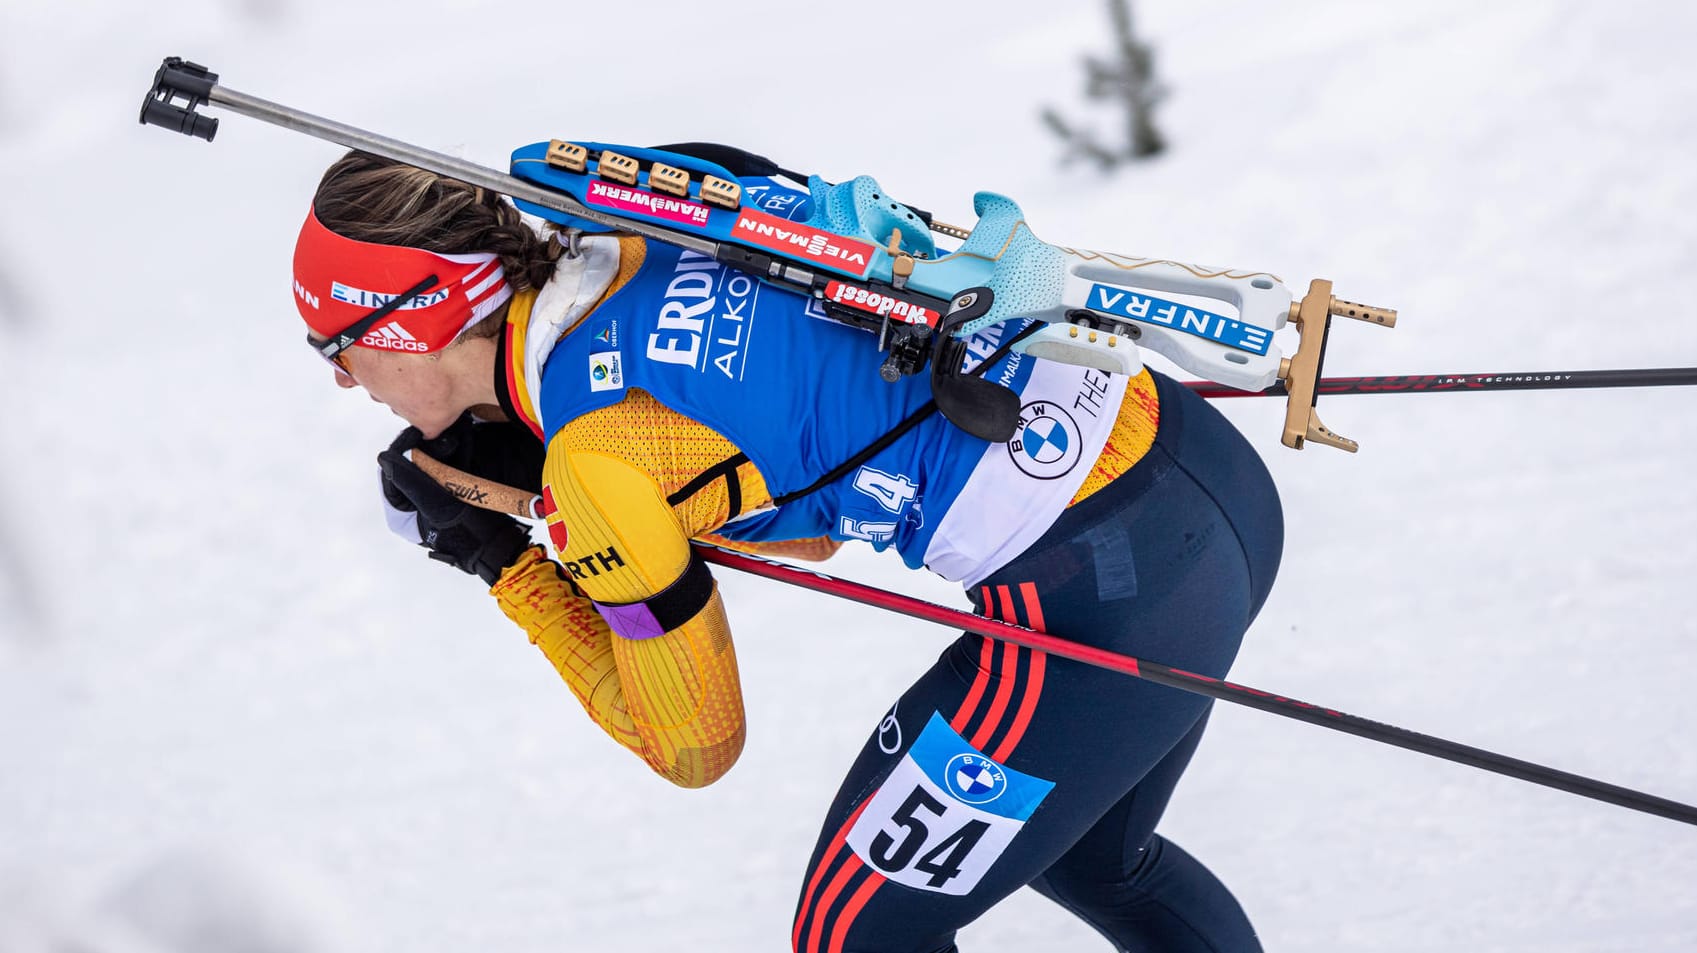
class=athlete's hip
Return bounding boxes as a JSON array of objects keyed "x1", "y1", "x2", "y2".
[{"x1": 973, "y1": 371, "x2": 1284, "y2": 657}]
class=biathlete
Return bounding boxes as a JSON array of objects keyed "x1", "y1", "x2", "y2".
[{"x1": 293, "y1": 149, "x2": 1283, "y2": 952}]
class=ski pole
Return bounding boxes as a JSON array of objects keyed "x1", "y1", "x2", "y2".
[
  {"x1": 1186, "y1": 366, "x2": 1697, "y2": 399},
  {"x1": 411, "y1": 451, "x2": 1697, "y2": 828},
  {"x1": 697, "y1": 545, "x2": 1697, "y2": 828}
]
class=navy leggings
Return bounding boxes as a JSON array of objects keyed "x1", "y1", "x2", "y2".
[{"x1": 791, "y1": 373, "x2": 1283, "y2": 953}]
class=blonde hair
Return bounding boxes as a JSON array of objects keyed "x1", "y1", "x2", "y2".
[{"x1": 310, "y1": 151, "x2": 560, "y2": 338}]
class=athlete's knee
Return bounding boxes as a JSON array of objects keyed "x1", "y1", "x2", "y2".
[{"x1": 1035, "y1": 836, "x2": 1263, "y2": 953}]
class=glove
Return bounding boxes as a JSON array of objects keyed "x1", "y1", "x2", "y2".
[
  {"x1": 397, "y1": 412, "x2": 546, "y2": 495},
  {"x1": 377, "y1": 414, "x2": 541, "y2": 585}
]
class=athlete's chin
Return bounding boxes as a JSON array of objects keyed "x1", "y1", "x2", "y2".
[{"x1": 410, "y1": 411, "x2": 459, "y2": 440}]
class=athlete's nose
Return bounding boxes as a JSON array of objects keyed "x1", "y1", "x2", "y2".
[{"x1": 334, "y1": 367, "x2": 358, "y2": 389}]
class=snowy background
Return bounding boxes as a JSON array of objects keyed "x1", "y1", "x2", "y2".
[{"x1": 2, "y1": 0, "x2": 1695, "y2": 950}]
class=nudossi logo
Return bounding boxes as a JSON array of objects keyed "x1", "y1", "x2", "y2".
[{"x1": 824, "y1": 280, "x2": 939, "y2": 327}]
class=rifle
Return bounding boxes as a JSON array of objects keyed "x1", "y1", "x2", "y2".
[{"x1": 139, "y1": 55, "x2": 1396, "y2": 450}]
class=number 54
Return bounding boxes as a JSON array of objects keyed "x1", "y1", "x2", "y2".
[{"x1": 868, "y1": 786, "x2": 991, "y2": 888}]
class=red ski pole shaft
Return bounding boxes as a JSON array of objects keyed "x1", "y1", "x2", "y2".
[
  {"x1": 698, "y1": 544, "x2": 1697, "y2": 828},
  {"x1": 1187, "y1": 366, "x2": 1697, "y2": 399}
]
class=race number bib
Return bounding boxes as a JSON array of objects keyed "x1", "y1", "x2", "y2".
[{"x1": 845, "y1": 713, "x2": 1054, "y2": 896}]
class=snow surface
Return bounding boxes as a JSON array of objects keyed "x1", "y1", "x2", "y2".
[{"x1": 2, "y1": 0, "x2": 1695, "y2": 950}]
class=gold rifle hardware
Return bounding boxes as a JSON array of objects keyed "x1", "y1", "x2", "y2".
[
  {"x1": 929, "y1": 219, "x2": 971, "y2": 240},
  {"x1": 1330, "y1": 297, "x2": 1398, "y2": 327},
  {"x1": 597, "y1": 151, "x2": 640, "y2": 186},
  {"x1": 887, "y1": 228, "x2": 914, "y2": 288},
  {"x1": 701, "y1": 175, "x2": 741, "y2": 210},
  {"x1": 545, "y1": 140, "x2": 587, "y2": 173},
  {"x1": 1279, "y1": 279, "x2": 1397, "y2": 452},
  {"x1": 648, "y1": 162, "x2": 690, "y2": 198}
]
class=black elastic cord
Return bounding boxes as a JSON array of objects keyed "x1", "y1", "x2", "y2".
[
  {"x1": 668, "y1": 453, "x2": 749, "y2": 519},
  {"x1": 314, "y1": 273, "x2": 439, "y2": 362},
  {"x1": 649, "y1": 142, "x2": 811, "y2": 186},
  {"x1": 493, "y1": 318, "x2": 525, "y2": 426}
]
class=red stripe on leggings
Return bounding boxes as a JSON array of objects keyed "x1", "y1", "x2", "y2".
[
  {"x1": 828, "y1": 865, "x2": 887, "y2": 953},
  {"x1": 990, "y1": 582, "x2": 1049, "y2": 761},
  {"x1": 950, "y1": 610, "x2": 996, "y2": 734},
  {"x1": 995, "y1": 584, "x2": 1017, "y2": 625},
  {"x1": 991, "y1": 648, "x2": 1045, "y2": 762},
  {"x1": 1018, "y1": 582, "x2": 1046, "y2": 633},
  {"x1": 805, "y1": 853, "x2": 864, "y2": 953},
  {"x1": 969, "y1": 639, "x2": 1022, "y2": 751},
  {"x1": 792, "y1": 797, "x2": 871, "y2": 952}
]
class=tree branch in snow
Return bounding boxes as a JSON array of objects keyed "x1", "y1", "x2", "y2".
[{"x1": 1043, "y1": 0, "x2": 1168, "y2": 169}]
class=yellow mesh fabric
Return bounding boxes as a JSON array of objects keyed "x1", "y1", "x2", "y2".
[
  {"x1": 501, "y1": 255, "x2": 1161, "y2": 787},
  {"x1": 610, "y1": 592, "x2": 746, "y2": 787},
  {"x1": 490, "y1": 547, "x2": 643, "y2": 754},
  {"x1": 554, "y1": 389, "x2": 778, "y2": 538},
  {"x1": 1069, "y1": 369, "x2": 1162, "y2": 505},
  {"x1": 491, "y1": 545, "x2": 745, "y2": 789},
  {"x1": 698, "y1": 533, "x2": 843, "y2": 562}
]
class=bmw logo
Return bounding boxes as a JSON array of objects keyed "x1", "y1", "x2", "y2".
[
  {"x1": 944, "y1": 753, "x2": 1007, "y2": 805},
  {"x1": 1007, "y1": 402, "x2": 1082, "y2": 480}
]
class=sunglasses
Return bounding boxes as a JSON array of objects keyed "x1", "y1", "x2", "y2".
[{"x1": 306, "y1": 273, "x2": 440, "y2": 372}]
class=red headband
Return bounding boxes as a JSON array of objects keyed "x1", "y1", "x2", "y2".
[{"x1": 292, "y1": 206, "x2": 513, "y2": 354}]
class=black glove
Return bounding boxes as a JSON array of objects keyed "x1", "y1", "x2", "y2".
[
  {"x1": 394, "y1": 412, "x2": 546, "y2": 494},
  {"x1": 377, "y1": 414, "x2": 542, "y2": 585}
]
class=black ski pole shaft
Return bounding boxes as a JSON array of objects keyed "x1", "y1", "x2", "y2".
[
  {"x1": 1188, "y1": 366, "x2": 1697, "y2": 399},
  {"x1": 697, "y1": 545, "x2": 1697, "y2": 828}
]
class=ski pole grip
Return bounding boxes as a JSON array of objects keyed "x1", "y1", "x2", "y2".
[{"x1": 410, "y1": 450, "x2": 543, "y2": 520}]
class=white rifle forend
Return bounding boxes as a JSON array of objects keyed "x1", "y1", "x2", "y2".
[{"x1": 1022, "y1": 250, "x2": 1294, "y2": 392}]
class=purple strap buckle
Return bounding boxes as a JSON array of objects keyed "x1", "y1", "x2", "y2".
[{"x1": 594, "y1": 600, "x2": 666, "y2": 640}]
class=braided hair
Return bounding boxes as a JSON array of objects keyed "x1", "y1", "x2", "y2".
[{"x1": 310, "y1": 150, "x2": 561, "y2": 339}]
